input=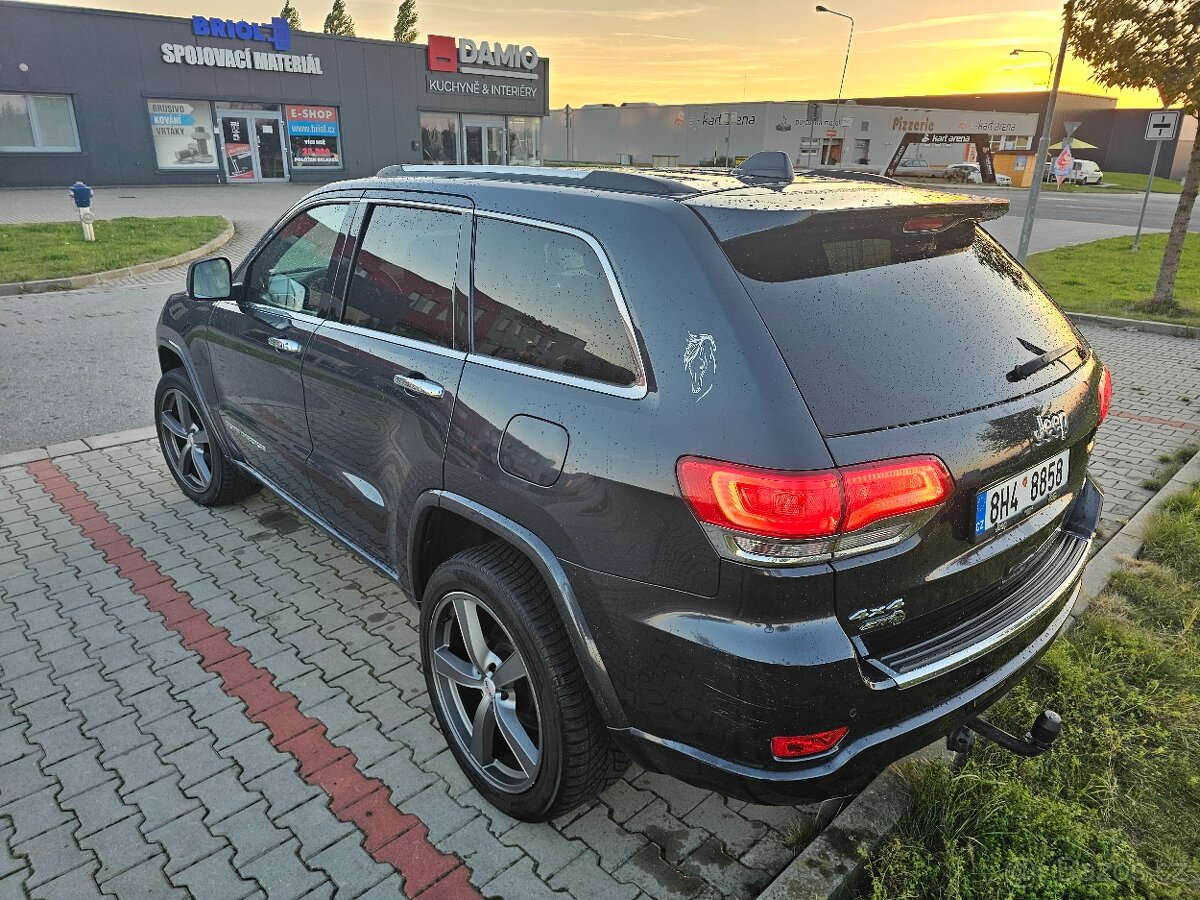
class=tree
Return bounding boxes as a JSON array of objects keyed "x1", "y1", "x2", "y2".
[
  {"x1": 279, "y1": 0, "x2": 301, "y2": 31},
  {"x1": 323, "y1": 0, "x2": 356, "y2": 36},
  {"x1": 1069, "y1": 0, "x2": 1200, "y2": 311},
  {"x1": 393, "y1": 0, "x2": 418, "y2": 42}
]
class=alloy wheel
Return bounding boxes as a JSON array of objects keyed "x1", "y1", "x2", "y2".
[
  {"x1": 429, "y1": 590, "x2": 543, "y2": 793},
  {"x1": 158, "y1": 388, "x2": 213, "y2": 493}
]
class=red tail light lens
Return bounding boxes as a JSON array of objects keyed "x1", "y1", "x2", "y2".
[
  {"x1": 677, "y1": 459, "x2": 842, "y2": 539},
  {"x1": 841, "y1": 456, "x2": 954, "y2": 533},
  {"x1": 1098, "y1": 366, "x2": 1112, "y2": 424},
  {"x1": 677, "y1": 455, "x2": 953, "y2": 542},
  {"x1": 771, "y1": 726, "x2": 849, "y2": 759},
  {"x1": 902, "y1": 215, "x2": 956, "y2": 233}
]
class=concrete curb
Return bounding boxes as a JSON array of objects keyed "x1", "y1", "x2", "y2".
[
  {"x1": 1066, "y1": 311, "x2": 1198, "y2": 339},
  {"x1": 756, "y1": 451, "x2": 1200, "y2": 900},
  {"x1": 0, "y1": 218, "x2": 233, "y2": 297},
  {"x1": 0, "y1": 426, "x2": 158, "y2": 469}
]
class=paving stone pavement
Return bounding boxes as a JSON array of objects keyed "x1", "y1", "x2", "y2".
[
  {"x1": 1080, "y1": 326, "x2": 1200, "y2": 541},
  {"x1": 0, "y1": 443, "x2": 820, "y2": 900}
]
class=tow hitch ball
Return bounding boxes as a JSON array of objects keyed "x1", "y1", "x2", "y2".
[{"x1": 946, "y1": 709, "x2": 1062, "y2": 758}]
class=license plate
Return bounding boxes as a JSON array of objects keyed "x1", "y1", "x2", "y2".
[{"x1": 974, "y1": 450, "x2": 1070, "y2": 540}]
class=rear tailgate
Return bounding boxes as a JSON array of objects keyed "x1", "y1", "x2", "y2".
[{"x1": 692, "y1": 179, "x2": 1102, "y2": 673}]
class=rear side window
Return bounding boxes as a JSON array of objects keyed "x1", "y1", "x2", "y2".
[
  {"x1": 721, "y1": 215, "x2": 1083, "y2": 436},
  {"x1": 471, "y1": 218, "x2": 639, "y2": 387},
  {"x1": 343, "y1": 205, "x2": 463, "y2": 347}
]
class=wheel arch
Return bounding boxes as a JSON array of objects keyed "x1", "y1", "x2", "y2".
[
  {"x1": 155, "y1": 335, "x2": 235, "y2": 460},
  {"x1": 409, "y1": 490, "x2": 628, "y2": 728}
]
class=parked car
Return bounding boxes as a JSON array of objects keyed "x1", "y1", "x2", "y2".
[
  {"x1": 155, "y1": 153, "x2": 1109, "y2": 821},
  {"x1": 1043, "y1": 158, "x2": 1104, "y2": 185},
  {"x1": 945, "y1": 163, "x2": 1012, "y2": 186}
]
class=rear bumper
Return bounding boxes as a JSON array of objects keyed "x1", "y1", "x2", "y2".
[
  {"x1": 591, "y1": 477, "x2": 1102, "y2": 805},
  {"x1": 611, "y1": 581, "x2": 1077, "y2": 804}
]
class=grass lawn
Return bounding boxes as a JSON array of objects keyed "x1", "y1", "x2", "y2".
[
  {"x1": 1026, "y1": 232, "x2": 1200, "y2": 327},
  {"x1": 1043, "y1": 171, "x2": 1185, "y2": 195},
  {"x1": 0, "y1": 216, "x2": 227, "y2": 283},
  {"x1": 866, "y1": 468, "x2": 1200, "y2": 899}
]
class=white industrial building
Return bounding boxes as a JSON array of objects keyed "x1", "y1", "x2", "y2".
[{"x1": 543, "y1": 100, "x2": 1040, "y2": 171}]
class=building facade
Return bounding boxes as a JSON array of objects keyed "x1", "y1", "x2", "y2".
[
  {"x1": 0, "y1": 1, "x2": 549, "y2": 187},
  {"x1": 545, "y1": 101, "x2": 1040, "y2": 173}
]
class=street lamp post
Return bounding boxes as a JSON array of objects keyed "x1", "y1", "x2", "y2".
[
  {"x1": 1014, "y1": 1, "x2": 1073, "y2": 263},
  {"x1": 1010, "y1": 48, "x2": 1055, "y2": 89},
  {"x1": 816, "y1": 5, "x2": 853, "y2": 167}
]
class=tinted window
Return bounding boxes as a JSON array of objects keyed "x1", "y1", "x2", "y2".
[
  {"x1": 726, "y1": 219, "x2": 1083, "y2": 436},
  {"x1": 245, "y1": 204, "x2": 348, "y2": 315},
  {"x1": 471, "y1": 219, "x2": 638, "y2": 386},
  {"x1": 343, "y1": 205, "x2": 462, "y2": 347}
]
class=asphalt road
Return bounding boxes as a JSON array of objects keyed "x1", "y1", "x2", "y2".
[{"x1": 1, "y1": 184, "x2": 1196, "y2": 454}]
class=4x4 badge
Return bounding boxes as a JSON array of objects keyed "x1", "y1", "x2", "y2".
[
  {"x1": 848, "y1": 598, "x2": 906, "y2": 632},
  {"x1": 684, "y1": 332, "x2": 717, "y2": 402},
  {"x1": 1033, "y1": 409, "x2": 1068, "y2": 445}
]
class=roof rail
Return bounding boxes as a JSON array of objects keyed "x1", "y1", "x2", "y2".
[
  {"x1": 374, "y1": 164, "x2": 698, "y2": 197},
  {"x1": 800, "y1": 167, "x2": 900, "y2": 186}
]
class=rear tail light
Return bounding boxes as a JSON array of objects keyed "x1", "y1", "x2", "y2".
[
  {"x1": 678, "y1": 455, "x2": 953, "y2": 565},
  {"x1": 902, "y1": 215, "x2": 957, "y2": 233},
  {"x1": 1098, "y1": 366, "x2": 1112, "y2": 424},
  {"x1": 771, "y1": 726, "x2": 849, "y2": 759}
]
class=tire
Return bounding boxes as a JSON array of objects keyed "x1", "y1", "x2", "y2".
[
  {"x1": 420, "y1": 541, "x2": 628, "y2": 821},
  {"x1": 154, "y1": 369, "x2": 258, "y2": 506}
]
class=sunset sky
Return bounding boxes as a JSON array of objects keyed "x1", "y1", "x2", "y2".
[{"x1": 39, "y1": 0, "x2": 1163, "y2": 109}]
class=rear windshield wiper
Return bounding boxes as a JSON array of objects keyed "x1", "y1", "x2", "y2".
[{"x1": 1007, "y1": 341, "x2": 1080, "y2": 382}]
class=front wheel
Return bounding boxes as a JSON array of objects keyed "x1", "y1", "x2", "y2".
[
  {"x1": 420, "y1": 542, "x2": 627, "y2": 821},
  {"x1": 154, "y1": 369, "x2": 258, "y2": 506}
]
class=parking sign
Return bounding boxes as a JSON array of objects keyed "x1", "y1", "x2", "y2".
[{"x1": 1145, "y1": 111, "x2": 1180, "y2": 141}]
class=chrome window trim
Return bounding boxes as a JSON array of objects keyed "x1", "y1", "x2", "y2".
[
  {"x1": 317, "y1": 318, "x2": 468, "y2": 361},
  {"x1": 865, "y1": 534, "x2": 1090, "y2": 690},
  {"x1": 470, "y1": 210, "x2": 649, "y2": 401}
]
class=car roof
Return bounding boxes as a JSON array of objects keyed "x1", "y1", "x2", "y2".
[{"x1": 306, "y1": 164, "x2": 1008, "y2": 228}]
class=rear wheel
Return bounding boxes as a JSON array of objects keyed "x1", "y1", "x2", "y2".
[
  {"x1": 154, "y1": 369, "x2": 257, "y2": 506},
  {"x1": 420, "y1": 541, "x2": 627, "y2": 821}
]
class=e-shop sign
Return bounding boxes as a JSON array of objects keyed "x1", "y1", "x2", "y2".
[
  {"x1": 427, "y1": 35, "x2": 539, "y2": 79},
  {"x1": 285, "y1": 105, "x2": 342, "y2": 168},
  {"x1": 191, "y1": 15, "x2": 291, "y2": 51}
]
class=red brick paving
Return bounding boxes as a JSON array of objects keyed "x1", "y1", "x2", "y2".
[{"x1": 26, "y1": 458, "x2": 482, "y2": 899}]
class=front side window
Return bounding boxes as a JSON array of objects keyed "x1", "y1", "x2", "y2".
[
  {"x1": 471, "y1": 218, "x2": 639, "y2": 387},
  {"x1": 343, "y1": 205, "x2": 463, "y2": 347},
  {"x1": 244, "y1": 203, "x2": 349, "y2": 314},
  {"x1": 0, "y1": 93, "x2": 80, "y2": 152}
]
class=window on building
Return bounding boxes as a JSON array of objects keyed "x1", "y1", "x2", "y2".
[
  {"x1": 244, "y1": 204, "x2": 350, "y2": 315},
  {"x1": 285, "y1": 105, "x2": 342, "y2": 169},
  {"x1": 507, "y1": 116, "x2": 542, "y2": 165},
  {"x1": 0, "y1": 93, "x2": 80, "y2": 152},
  {"x1": 421, "y1": 112, "x2": 459, "y2": 164},
  {"x1": 343, "y1": 205, "x2": 463, "y2": 347},
  {"x1": 147, "y1": 99, "x2": 218, "y2": 170},
  {"x1": 471, "y1": 218, "x2": 639, "y2": 386}
]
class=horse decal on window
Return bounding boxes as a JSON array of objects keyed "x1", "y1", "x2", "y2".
[{"x1": 684, "y1": 332, "x2": 717, "y2": 402}]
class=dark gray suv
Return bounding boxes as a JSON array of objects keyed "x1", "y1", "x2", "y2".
[{"x1": 154, "y1": 156, "x2": 1109, "y2": 821}]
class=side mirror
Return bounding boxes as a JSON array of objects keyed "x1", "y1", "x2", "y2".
[{"x1": 187, "y1": 257, "x2": 232, "y2": 301}]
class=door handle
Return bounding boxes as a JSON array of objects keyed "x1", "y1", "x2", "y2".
[
  {"x1": 267, "y1": 336, "x2": 302, "y2": 354},
  {"x1": 393, "y1": 373, "x2": 445, "y2": 399}
]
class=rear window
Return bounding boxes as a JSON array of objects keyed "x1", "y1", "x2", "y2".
[{"x1": 721, "y1": 214, "x2": 1084, "y2": 436}]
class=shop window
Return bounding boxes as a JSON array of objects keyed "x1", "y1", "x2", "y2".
[
  {"x1": 344, "y1": 205, "x2": 463, "y2": 347},
  {"x1": 421, "y1": 112, "x2": 459, "y2": 164},
  {"x1": 147, "y1": 99, "x2": 218, "y2": 170},
  {"x1": 471, "y1": 218, "x2": 638, "y2": 386},
  {"x1": 285, "y1": 105, "x2": 342, "y2": 169},
  {"x1": 507, "y1": 116, "x2": 542, "y2": 165},
  {"x1": 0, "y1": 93, "x2": 80, "y2": 152}
]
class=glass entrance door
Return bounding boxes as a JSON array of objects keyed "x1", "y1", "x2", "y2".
[
  {"x1": 255, "y1": 118, "x2": 288, "y2": 180},
  {"x1": 219, "y1": 114, "x2": 289, "y2": 182},
  {"x1": 463, "y1": 117, "x2": 506, "y2": 165}
]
